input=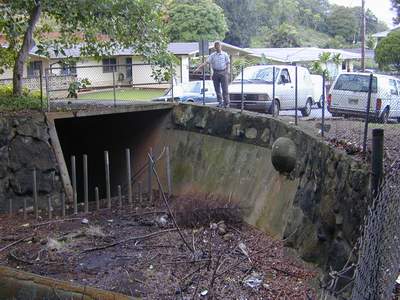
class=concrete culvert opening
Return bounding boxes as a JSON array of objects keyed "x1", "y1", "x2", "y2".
[{"x1": 54, "y1": 109, "x2": 171, "y2": 203}]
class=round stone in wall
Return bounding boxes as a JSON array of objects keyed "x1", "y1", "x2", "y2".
[{"x1": 271, "y1": 137, "x2": 297, "y2": 173}]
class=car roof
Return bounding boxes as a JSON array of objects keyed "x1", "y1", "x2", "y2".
[
  {"x1": 338, "y1": 72, "x2": 399, "y2": 81},
  {"x1": 244, "y1": 65, "x2": 308, "y2": 71}
]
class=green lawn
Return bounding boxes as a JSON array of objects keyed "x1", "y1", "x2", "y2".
[{"x1": 78, "y1": 88, "x2": 165, "y2": 101}]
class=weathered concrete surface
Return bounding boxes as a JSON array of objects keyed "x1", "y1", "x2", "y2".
[
  {"x1": 169, "y1": 104, "x2": 370, "y2": 269},
  {"x1": 0, "y1": 266, "x2": 134, "y2": 299},
  {"x1": 165, "y1": 130, "x2": 299, "y2": 238},
  {"x1": 0, "y1": 113, "x2": 63, "y2": 212}
]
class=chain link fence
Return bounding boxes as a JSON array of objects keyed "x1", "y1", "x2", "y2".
[{"x1": 45, "y1": 63, "x2": 172, "y2": 110}]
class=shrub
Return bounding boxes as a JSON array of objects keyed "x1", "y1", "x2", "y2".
[{"x1": 0, "y1": 84, "x2": 45, "y2": 111}]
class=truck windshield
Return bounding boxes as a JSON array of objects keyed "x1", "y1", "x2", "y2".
[
  {"x1": 233, "y1": 67, "x2": 280, "y2": 84},
  {"x1": 334, "y1": 74, "x2": 377, "y2": 93}
]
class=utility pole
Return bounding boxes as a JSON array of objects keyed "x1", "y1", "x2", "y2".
[{"x1": 361, "y1": 0, "x2": 366, "y2": 72}]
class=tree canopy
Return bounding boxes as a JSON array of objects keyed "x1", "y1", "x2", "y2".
[
  {"x1": 392, "y1": 0, "x2": 400, "y2": 24},
  {"x1": 375, "y1": 30, "x2": 400, "y2": 72},
  {"x1": 166, "y1": 0, "x2": 228, "y2": 42},
  {"x1": 0, "y1": 0, "x2": 172, "y2": 96}
]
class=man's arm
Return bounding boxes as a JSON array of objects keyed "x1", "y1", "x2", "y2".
[{"x1": 194, "y1": 61, "x2": 208, "y2": 73}]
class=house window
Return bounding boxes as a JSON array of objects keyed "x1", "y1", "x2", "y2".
[
  {"x1": 27, "y1": 61, "x2": 42, "y2": 77},
  {"x1": 102, "y1": 58, "x2": 117, "y2": 73},
  {"x1": 60, "y1": 62, "x2": 77, "y2": 76}
]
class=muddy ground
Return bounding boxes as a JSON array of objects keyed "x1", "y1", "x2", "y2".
[{"x1": 0, "y1": 197, "x2": 317, "y2": 299}]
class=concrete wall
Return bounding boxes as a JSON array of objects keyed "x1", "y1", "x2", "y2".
[
  {"x1": 0, "y1": 113, "x2": 63, "y2": 212},
  {"x1": 168, "y1": 104, "x2": 371, "y2": 270}
]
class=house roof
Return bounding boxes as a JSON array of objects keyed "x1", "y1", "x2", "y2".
[
  {"x1": 246, "y1": 47, "x2": 361, "y2": 63},
  {"x1": 29, "y1": 41, "x2": 257, "y2": 59},
  {"x1": 372, "y1": 26, "x2": 400, "y2": 38},
  {"x1": 342, "y1": 48, "x2": 375, "y2": 60}
]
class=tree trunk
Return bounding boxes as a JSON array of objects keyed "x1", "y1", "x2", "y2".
[{"x1": 12, "y1": 2, "x2": 42, "y2": 97}]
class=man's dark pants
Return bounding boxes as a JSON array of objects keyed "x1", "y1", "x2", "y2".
[{"x1": 212, "y1": 70, "x2": 230, "y2": 107}]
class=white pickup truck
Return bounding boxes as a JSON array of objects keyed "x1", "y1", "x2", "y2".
[{"x1": 228, "y1": 65, "x2": 314, "y2": 116}]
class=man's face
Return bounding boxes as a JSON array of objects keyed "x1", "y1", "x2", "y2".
[{"x1": 214, "y1": 43, "x2": 221, "y2": 52}]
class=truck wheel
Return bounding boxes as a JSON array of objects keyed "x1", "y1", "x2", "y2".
[
  {"x1": 301, "y1": 98, "x2": 312, "y2": 117},
  {"x1": 269, "y1": 100, "x2": 280, "y2": 116}
]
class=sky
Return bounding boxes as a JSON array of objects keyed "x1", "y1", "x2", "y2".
[{"x1": 329, "y1": 0, "x2": 396, "y2": 28}]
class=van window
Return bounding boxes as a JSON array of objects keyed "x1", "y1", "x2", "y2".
[
  {"x1": 389, "y1": 79, "x2": 398, "y2": 95},
  {"x1": 334, "y1": 74, "x2": 377, "y2": 93},
  {"x1": 279, "y1": 69, "x2": 291, "y2": 84}
]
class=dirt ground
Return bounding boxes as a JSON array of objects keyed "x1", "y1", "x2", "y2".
[{"x1": 0, "y1": 197, "x2": 317, "y2": 299}]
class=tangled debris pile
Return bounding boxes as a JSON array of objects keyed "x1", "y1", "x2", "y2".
[{"x1": 0, "y1": 197, "x2": 316, "y2": 299}]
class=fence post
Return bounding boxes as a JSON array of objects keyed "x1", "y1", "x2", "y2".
[
  {"x1": 295, "y1": 66, "x2": 298, "y2": 126},
  {"x1": 202, "y1": 55, "x2": 206, "y2": 106},
  {"x1": 321, "y1": 73, "x2": 326, "y2": 137},
  {"x1": 241, "y1": 65, "x2": 244, "y2": 113},
  {"x1": 272, "y1": 66, "x2": 276, "y2": 117},
  {"x1": 371, "y1": 129, "x2": 384, "y2": 198},
  {"x1": 171, "y1": 64, "x2": 175, "y2": 102},
  {"x1": 112, "y1": 69, "x2": 116, "y2": 108},
  {"x1": 44, "y1": 68, "x2": 50, "y2": 112},
  {"x1": 363, "y1": 74, "x2": 374, "y2": 153},
  {"x1": 39, "y1": 68, "x2": 43, "y2": 111}
]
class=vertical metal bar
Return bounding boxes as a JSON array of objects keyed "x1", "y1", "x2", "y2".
[
  {"x1": 95, "y1": 187, "x2": 100, "y2": 211},
  {"x1": 202, "y1": 52, "x2": 206, "y2": 106},
  {"x1": 45, "y1": 68, "x2": 50, "y2": 112},
  {"x1": 166, "y1": 146, "x2": 172, "y2": 197},
  {"x1": 47, "y1": 196, "x2": 52, "y2": 219},
  {"x1": 148, "y1": 148, "x2": 153, "y2": 202},
  {"x1": 322, "y1": 74, "x2": 326, "y2": 138},
  {"x1": 61, "y1": 193, "x2": 65, "y2": 218},
  {"x1": 272, "y1": 66, "x2": 276, "y2": 116},
  {"x1": 83, "y1": 154, "x2": 89, "y2": 213},
  {"x1": 104, "y1": 151, "x2": 111, "y2": 209},
  {"x1": 112, "y1": 70, "x2": 116, "y2": 108},
  {"x1": 8, "y1": 198, "x2": 12, "y2": 217},
  {"x1": 71, "y1": 155, "x2": 77, "y2": 215},
  {"x1": 33, "y1": 168, "x2": 38, "y2": 220},
  {"x1": 23, "y1": 199, "x2": 27, "y2": 220},
  {"x1": 241, "y1": 65, "x2": 244, "y2": 113},
  {"x1": 371, "y1": 129, "x2": 384, "y2": 198},
  {"x1": 171, "y1": 64, "x2": 175, "y2": 102},
  {"x1": 118, "y1": 185, "x2": 122, "y2": 209},
  {"x1": 363, "y1": 74, "x2": 374, "y2": 153},
  {"x1": 39, "y1": 67, "x2": 43, "y2": 111},
  {"x1": 295, "y1": 66, "x2": 298, "y2": 126},
  {"x1": 126, "y1": 149, "x2": 132, "y2": 207},
  {"x1": 138, "y1": 181, "x2": 143, "y2": 203}
]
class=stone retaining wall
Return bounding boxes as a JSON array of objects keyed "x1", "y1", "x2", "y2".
[
  {"x1": 171, "y1": 104, "x2": 370, "y2": 269},
  {"x1": 0, "y1": 113, "x2": 63, "y2": 213}
]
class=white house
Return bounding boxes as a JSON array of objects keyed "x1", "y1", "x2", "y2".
[
  {"x1": 0, "y1": 42, "x2": 257, "y2": 91},
  {"x1": 247, "y1": 47, "x2": 362, "y2": 78}
]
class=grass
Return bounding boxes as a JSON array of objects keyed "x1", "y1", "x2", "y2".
[{"x1": 78, "y1": 88, "x2": 165, "y2": 101}]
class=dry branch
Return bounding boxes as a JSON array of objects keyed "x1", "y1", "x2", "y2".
[{"x1": 82, "y1": 228, "x2": 177, "y2": 253}]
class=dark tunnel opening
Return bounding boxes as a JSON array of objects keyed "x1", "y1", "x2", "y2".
[{"x1": 54, "y1": 109, "x2": 171, "y2": 203}]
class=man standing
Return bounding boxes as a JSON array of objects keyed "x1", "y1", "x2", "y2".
[{"x1": 195, "y1": 41, "x2": 230, "y2": 108}]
